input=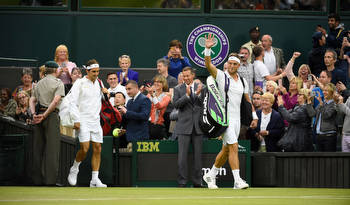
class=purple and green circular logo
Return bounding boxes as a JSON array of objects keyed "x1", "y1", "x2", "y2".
[{"x1": 186, "y1": 24, "x2": 229, "y2": 68}]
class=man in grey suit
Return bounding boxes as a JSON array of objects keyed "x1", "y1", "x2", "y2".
[
  {"x1": 173, "y1": 66, "x2": 204, "y2": 187},
  {"x1": 261, "y1": 34, "x2": 286, "y2": 75}
]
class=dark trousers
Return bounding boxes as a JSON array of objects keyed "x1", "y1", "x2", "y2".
[
  {"x1": 177, "y1": 132, "x2": 203, "y2": 186},
  {"x1": 316, "y1": 133, "x2": 337, "y2": 152},
  {"x1": 149, "y1": 122, "x2": 167, "y2": 140},
  {"x1": 32, "y1": 112, "x2": 61, "y2": 185},
  {"x1": 163, "y1": 112, "x2": 171, "y2": 138}
]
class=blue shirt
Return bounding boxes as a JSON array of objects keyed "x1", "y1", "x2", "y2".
[
  {"x1": 316, "y1": 99, "x2": 336, "y2": 134},
  {"x1": 164, "y1": 56, "x2": 191, "y2": 79}
]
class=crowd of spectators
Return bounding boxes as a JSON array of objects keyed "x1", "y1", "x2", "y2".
[{"x1": 0, "y1": 13, "x2": 349, "y2": 154}]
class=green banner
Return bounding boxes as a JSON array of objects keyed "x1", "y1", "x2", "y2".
[{"x1": 132, "y1": 139, "x2": 251, "y2": 187}]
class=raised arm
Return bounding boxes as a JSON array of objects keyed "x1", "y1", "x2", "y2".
[
  {"x1": 204, "y1": 33, "x2": 218, "y2": 79},
  {"x1": 285, "y1": 52, "x2": 301, "y2": 81}
]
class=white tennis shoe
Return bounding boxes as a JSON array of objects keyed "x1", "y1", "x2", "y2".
[
  {"x1": 233, "y1": 179, "x2": 249, "y2": 189},
  {"x1": 67, "y1": 167, "x2": 79, "y2": 186},
  {"x1": 90, "y1": 178, "x2": 107, "y2": 188},
  {"x1": 203, "y1": 173, "x2": 218, "y2": 189}
]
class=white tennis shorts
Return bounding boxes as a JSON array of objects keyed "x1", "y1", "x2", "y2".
[
  {"x1": 77, "y1": 124, "x2": 103, "y2": 143},
  {"x1": 223, "y1": 119, "x2": 240, "y2": 145}
]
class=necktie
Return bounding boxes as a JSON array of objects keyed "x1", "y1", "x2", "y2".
[{"x1": 190, "y1": 86, "x2": 194, "y2": 102}]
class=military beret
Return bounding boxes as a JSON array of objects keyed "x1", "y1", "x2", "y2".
[
  {"x1": 45, "y1": 61, "x2": 59, "y2": 69},
  {"x1": 249, "y1": 26, "x2": 260, "y2": 33}
]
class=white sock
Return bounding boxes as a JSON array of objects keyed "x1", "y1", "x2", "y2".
[
  {"x1": 232, "y1": 169, "x2": 241, "y2": 182},
  {"x1": 72, "y1": 160, "x2": 81, "y2": 170},
  {"x1": 208, "y1": 165, "x2": 220, "y2": 178},
  {"x1": 92, "y1": 171, "x2": 99, "y2": 181}
]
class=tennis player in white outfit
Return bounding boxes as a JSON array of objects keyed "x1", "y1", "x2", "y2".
[
  {"x1": 67, "y1": 59, "x2": 108, "y2": 187},
  {"x1": 203, "y1": 34, "x2": 258, "y2": 189}
]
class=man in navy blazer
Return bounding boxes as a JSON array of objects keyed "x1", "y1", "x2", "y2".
[
  {"x1": 173, "y1": 67, "x2": 204, "y2": 187},
  {"x1": 118, "y1": 80, "x2": 151, "y2": 141},
  {"x1": 248, "y1": 107, "x2": 284, "y2": 152},
  {"x1": 117, "y1": 55, "x2": 139, "y2": 86}
]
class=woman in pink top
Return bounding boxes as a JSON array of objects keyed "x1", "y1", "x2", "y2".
[
  {"x1": 278, "y1": 77, "x2": 303, "y2": 126},
  {"x1": 279, "y1": 76, "x2": 302, "y2": 110},
  {"x1": 54, "y1": 44, "x2": 77, "y2": 85},
  {"x1": 147, "y1": 75, "x2": 171, "y2": 140}
]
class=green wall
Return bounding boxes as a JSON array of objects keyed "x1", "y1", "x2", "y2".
[{"x1": 1, "y1": 11, "x2": 349, "y2": 72}]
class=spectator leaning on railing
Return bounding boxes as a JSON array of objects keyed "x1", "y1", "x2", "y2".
[
  {"x1": 15, "y1": 90, "x2": 32, "y2": 124},
  {"x1": 12, "y1": 68, "x2": 34, "y2": 98},
  {"x1": 0, "y1": 88, "x2": 17, "y2": 118}
]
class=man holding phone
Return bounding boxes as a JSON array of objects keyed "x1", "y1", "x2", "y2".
[
  {"x1": 316, "y1": 13, "x2": 346, "y2": 53},
  {"x1": 164, "y1": 39, "x2": 192, "y2": 79}
]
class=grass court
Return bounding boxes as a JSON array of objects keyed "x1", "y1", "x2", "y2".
[{"x1": 0, "y1": 187, "x2": 349, "y2": 205}]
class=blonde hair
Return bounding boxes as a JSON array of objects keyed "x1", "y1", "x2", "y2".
[
  {"x1": 266, "y1": 80, "x2": 278, "y2": 91},
  {"x1": 298, "y1": 64, "x2": 311, "y2": 77},
  {"x1": 324, "y1": 83, "x2": 336, "y2": 99},
  {"x1": 290, "y1": 77, "x2": 303, "y2": 91},
  {"x1": 261, "y1": 92, "x2": 275, "y2": 104},
  {"x1": 153, "y1": 74, "x2": 168, "y2": 92},
  {"x1": 118, "y1": 54, "x2": 131, "y2": 64},
  {"x1": 39, "y1": 65, "x2": 46, "y2": 79},
  {"x1": 54, "y1": 44, "x2": 69, "y2": 62},
  {"x1": 16, "y1": 90, "x2": 30, "y2": 107},
  {"x1": 298, "y1": 88, "x2": 310, "y2": 100}
]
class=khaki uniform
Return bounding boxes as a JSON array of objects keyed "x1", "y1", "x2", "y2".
[
  {"x1": 31, "y1": 74, "x2": 64, "y2": 185},
  {"x1": 241, "y1": 40, "x2": 262, "y2": 63}
]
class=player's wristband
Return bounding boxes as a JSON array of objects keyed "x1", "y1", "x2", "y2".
[
  {"x1": 252, "y1": 111, "x2": 258, "y2": 120},
  {"x1": 204, "y1": 48, "x2": 212, "y2": 57}
]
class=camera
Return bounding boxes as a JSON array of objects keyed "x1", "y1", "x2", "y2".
[
  {"x1": 142, "y1": 80, "x2": 153, "y2": 87},
  {"x1": 238, "y1": 54, "x2": 245, "y2": 59},
  {"x1": 61, "y1": 62, "x2": 66, "y2": 68},
  {"x1": 307, "y1": 74, "x2": 312, "y2": 81}
]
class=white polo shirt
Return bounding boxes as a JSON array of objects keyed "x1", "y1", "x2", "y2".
[{"x1": 216, "y1": 70, "x2": 248, "y2": 121}]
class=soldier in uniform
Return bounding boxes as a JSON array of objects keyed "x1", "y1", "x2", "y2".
[
  {"x1": 29, "y1": 61, "x2": 65, "y2": 185},
  {"x1": 241, "y1": 26, "x2": 262, "y2": 63}
]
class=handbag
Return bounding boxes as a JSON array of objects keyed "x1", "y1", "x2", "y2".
[{"x1": 97, "y1": 79, "x2": 122, "y2": 136}]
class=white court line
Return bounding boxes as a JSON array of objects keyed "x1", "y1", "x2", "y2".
[{"x1": 1, "y1": 195, "x2": 350, "y2": 202}]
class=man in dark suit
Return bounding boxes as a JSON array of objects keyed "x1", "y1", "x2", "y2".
[
  {"x1": 118, "y1": 80, "x2": 151, "y2": 141},
  {"x1": 173, "y1": 66, "x2": 204, "y2": 187}
]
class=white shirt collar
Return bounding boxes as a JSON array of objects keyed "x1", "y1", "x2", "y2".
[{"x1": 133, "y1": 91, "x2": 141, "y2": 100}]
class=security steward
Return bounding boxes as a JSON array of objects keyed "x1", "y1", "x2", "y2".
[{"x1": 29, "y1": 61, "x2": 65, "y2": 185}]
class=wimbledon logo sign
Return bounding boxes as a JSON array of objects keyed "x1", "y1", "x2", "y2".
[{"x1": 186, "y1": 24, "x2": 229, "y2": 68}]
